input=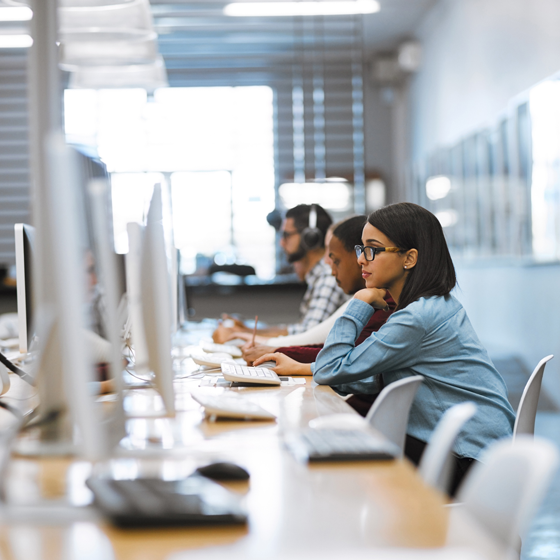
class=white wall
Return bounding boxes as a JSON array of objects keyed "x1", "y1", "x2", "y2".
[
  {"x1": 411, "y1": 0, "x2": 560, "y2": 159},
  {"x1": 408, "y1": 0, "x2": 560, "y2": 405},
  {"x1": 453, "y1": 263, "x2": 560, "y2": 404}
]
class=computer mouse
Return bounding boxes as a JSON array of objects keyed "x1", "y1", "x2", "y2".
[
  {"x1": 195, "y1": 462, "x2": 250, "y2": 481},
  {"x1": 308, "y1": 413, "x2": 368, "y2": 430}
]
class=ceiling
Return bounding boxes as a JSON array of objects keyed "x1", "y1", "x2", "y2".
[
  {"x1": 0, "y1": 0, "x2": 438, "y2": 85},
  {"x1": 149, "y1": 0, "x2": 438, "y2": 57},
  {"x1": 149, "y1": 0, "x2": 438, "y2": 86}
]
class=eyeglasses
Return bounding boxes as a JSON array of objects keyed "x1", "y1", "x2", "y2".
[
  {"x1": 354, "y1": 245, "x2": 404, "y2": 261},
  {"x1": 281, "y1": 230, "x2": 299, "y2": 240}
]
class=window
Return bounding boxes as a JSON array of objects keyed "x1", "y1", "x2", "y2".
[{"x1": 64, "y1": 86, "x2": 276, "y2": 278}]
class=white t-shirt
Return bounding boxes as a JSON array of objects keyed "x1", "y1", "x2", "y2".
[{"x1": 267, "y1": 300, "x2": 350, "y2": 347}]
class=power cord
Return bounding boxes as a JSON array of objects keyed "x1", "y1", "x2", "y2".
[
  {"x1": 0, "y1": 351, "x2": 34, "y2": 385},
  {"x1": 0, "y1": 400, "x2": 23, "y2": 420}
]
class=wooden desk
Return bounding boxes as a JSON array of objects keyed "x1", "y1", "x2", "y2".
[{"x1": 0, "y1": 377, "x2": 470, "y2": 560}]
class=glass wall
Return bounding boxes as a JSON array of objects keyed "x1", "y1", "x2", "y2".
[{"x1": 64, "y1": 86, "x2": 276, "y2": 278}]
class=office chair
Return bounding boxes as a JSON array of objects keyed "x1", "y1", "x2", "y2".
[
  {"x1": 418, "y1": 402, "x2": 477, "y2": 495},
  {"x1": 513, "y1": 354, "x2": 553, "y2": 440},
  {"x1": 365, "y1": 375, "x2": 423, "y2": 455},
  {"x1": 447, "y1": 436, "x2": 558, "y2": 559}
]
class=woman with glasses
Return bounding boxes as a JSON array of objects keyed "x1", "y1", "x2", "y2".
[{"x1": 255, "y1": 202, "x2": 515, "y2": 494}]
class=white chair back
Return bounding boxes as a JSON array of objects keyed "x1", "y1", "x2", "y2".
[
  {"x1": 418, "y1": 402, "x2": 477, "y2": 494},
  {"x1": 455, "y1": 436, "x2": 559, "y2": 550},
  {"x1": 365, "y1": 375, "x2": 423, "y2": 455},
  {"x1": 513, "y1": 355, "x2": 553, "y2": 440}
]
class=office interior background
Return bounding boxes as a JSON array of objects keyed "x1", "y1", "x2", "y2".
[
  {"x1": 0, "y1": 0, "x2": 559, "y2": 557},
  {"x1": 1, "y1": 0, "x2": 560, "y2": 400},
  {"x1": 0, "y1": 2, "x2": 559, "y2": 391},
  {"x1": 0, "y1": 0, "x2": 560, "y2": 541}
]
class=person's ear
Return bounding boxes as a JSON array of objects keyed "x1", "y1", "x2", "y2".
[{"x1": 403, "y1": 248, "x2": 418, "y2": 270}]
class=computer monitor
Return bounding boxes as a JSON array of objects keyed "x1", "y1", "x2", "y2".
[
  {"x1": 35, "y1": 133, "x2": 106, "y2": 459},
  {"x1": 18, "y1": 134, "x2": 126, "y2": 459},
  {"x1": 140, "y1": 184, "x2": 175, "y2": 416},
  {"x1": 14, "y1": 223, "x2": 35, "y2": 354}
]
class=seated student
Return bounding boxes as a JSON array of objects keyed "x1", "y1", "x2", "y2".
[
  {"x1": 242, "y1": 215, "x2": 394, "y2": 367},
  {"x1": 213, "y1": 204, "x2": 347, "y2": 343},
  {"x1": 255, "y1": 202, "x2": 515, "y2": 494}
]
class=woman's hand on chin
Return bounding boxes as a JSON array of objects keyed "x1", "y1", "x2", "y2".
[
  {"x1": 253, "y1": 353, "x2": 313, "y2": 376},
  {"x1": 353, "y1": 288, "x2": 389, "y2": 310}
]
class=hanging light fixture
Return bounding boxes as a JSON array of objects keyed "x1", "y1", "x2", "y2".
[
  {"x1": 59, "y1": 32, "x2": 159, "y2": 69},
  {"x1": 224, "y1": 0, "x2": 380, "y2": 17},
  {"x1": 0, "y1": 6, "x2": 32, "y2": 20},
  {"x1": 59, "y1": 0, "x2": 153, "y2": 42},
  {"x1": 68, "y1": 55, "x2": 168, "y2": 91}
]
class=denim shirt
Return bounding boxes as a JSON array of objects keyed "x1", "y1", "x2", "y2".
[{"x1": 311, "y1": 295, "x2": 515, "y2": 460}]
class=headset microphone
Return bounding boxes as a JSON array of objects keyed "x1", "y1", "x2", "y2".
[{"x1": 300, "y1": 204, "x2": 323, "y2": 251}]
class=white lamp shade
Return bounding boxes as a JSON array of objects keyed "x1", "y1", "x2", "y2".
[
  {"x1": 59, "y1": 0, "x2": 153, "y2": 41},
  {"x1": 68, "y1": 55, "x2": 168, "y2": 91},
  {"x1": 59, "y1": 32, "x2": 159, "y2": 69}
]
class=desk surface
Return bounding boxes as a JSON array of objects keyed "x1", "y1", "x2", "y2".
[{"x1": 0, "y1": 374, "x2": 475, "y2": 560}]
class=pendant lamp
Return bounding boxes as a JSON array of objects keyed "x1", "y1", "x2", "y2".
[
  {"x1": 68, "y1": 55, "x2": 168, "y2": 91},
  {"x1": 59, "y1": 32, "x2": 158, "y2": 69},
  {"x1": 59, "y1": 0, "x2": 153, "y2": 41}
]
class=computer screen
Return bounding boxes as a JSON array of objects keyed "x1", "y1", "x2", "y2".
[
  {"x1": 140, "y1": 185, "x2": 176, "y2": 416},
  {"x1": 21, "y1": 135, "x2": 126, "y2": 459},
  {"x1": 14, "y1": 223, "x2": 35, "y2": 354}
]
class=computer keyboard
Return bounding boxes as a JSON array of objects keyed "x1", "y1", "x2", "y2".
[
  {"x1": 86, "y1": 475, "x2": 247, "y2": 528},
  {"x1": 221, "y1": 362, "x2": 281, "y2": 385},
  {"x1": 191, "y1": 393, "x2": 277, "y2": 420},
  {"x1": 285, "y1": 428, "x2": 399, "y2": 462},
  {"x1": 200, "y1": 341, "x2": 242, "y2": 358}
]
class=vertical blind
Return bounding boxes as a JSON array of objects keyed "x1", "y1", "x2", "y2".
[
  {"x1": 0, "y1": 52, "x2": 30, "y2": 266},
  {"x1": 153, "y1": 5, "x2": 366, "y2": 208}
]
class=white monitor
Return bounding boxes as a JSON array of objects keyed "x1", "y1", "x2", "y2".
[
  {"x1": 140, "y1": 185, "x2": 176, "y2": 416},
  {"x1": 19, "y1": 134, "x2": 126, "y2": 459},
  {"x1": 125, "y1": 222, "x2": 150, "y2": 378},
  {"x1": 38, "y1": 133, "x2": 106, "y2": 459},
  {"x1": 14, "y1": 223, "x2": 35, "y2": 354}
]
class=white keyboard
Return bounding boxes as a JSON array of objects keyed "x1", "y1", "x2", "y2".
[
  {"x1": 200, "y1": 342, "x2": 243, "y2": 358},
  {"x1": 191, "y1": 352, "x2": 238, "y2": 368},
  {"x1": 191, "y1": 393, "x2": 277, "y2": 420},
  {"x1": 221, "y1": 362, "x2": 281, "y2": 386}
]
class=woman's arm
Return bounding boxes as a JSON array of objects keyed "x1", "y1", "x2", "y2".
[
  {"x1": 253, "y1": 353, "x2": 313, "y2": 376},
  {"x1": 266, "y1": 300, "x2": 350, "y2": 347},
  {"x1": 312, "y1": 299, "x2": 425, "y2": 388}
]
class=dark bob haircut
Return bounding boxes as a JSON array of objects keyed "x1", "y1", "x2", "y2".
[
  {"x1": 367, "y1": 202, "x2": 456, "y2": 310},
  {"x1": 332, "y1": 215, "x2": 366, "y2": 253}
]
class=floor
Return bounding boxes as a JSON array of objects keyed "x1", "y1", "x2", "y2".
[{"x1": 492, "y1": 358, "x2": 560, "y2": 560}]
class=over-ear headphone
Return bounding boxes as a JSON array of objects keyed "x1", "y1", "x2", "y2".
[{"x1": 300, "y1": 204, "x2": 323, "y2": 251}]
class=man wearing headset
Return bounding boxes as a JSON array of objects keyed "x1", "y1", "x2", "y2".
[
  {"x1": 213, "y1": 204, "x2": 347, "y2": 341},
  {"x1": 279, "y1": 204, "x2": 347, "y2": 334}
]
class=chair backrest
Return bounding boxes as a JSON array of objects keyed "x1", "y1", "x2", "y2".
[
  {"x1": 365, "y1": 375, "x2": 423, "y2": 454},
  {"x1": 513, "y1": 354, "x2": 553, "y2": 440},
  {"x1": 455, "y1": 435, "x2": 559, "y2": 549},
  {"x1": 418, "y1": 402, "x2": 477, "y2": 494}
]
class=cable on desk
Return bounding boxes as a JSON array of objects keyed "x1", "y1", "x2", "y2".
[
  {"x1": 123, "y1": 342, "x2": 155, "y2": 385},
  {"x1": 19, "y1": 408, "x2": 62, "y2": 431},
  {"x1": 0, "y1": 400, "x2": 23, "y2": 420},
  {"x1": 0, "y1": 351, "x2": 34, "y2": 385}
]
